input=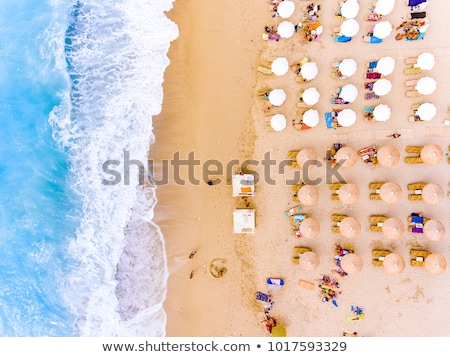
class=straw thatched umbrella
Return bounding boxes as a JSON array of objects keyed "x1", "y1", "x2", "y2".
[
  {"x1": 373, "y1": 78, "x2": 392, "y2": 96},
  {"x1": 340, "y1": 18, "x2": 360, "y2": 37},
  {"x1": 382, "y1": 217, "x2": 404, "y2": 240},
  {"x1": 301, "y1": 62, "x2": 318, "y2": 81},
  {"x1": 296, "y1": 148, "x2": 318, "y2": 167},
  {"x1": 383, "y1": 253, "x2": 405, "y2": 274},
  {"x1": 373, "y1": 21, "x2": 393, "y2": 39},
  {"x1": 340, "y1": 253, "x2": 363, "y2": 275},
  {"x1": 379, "y1": 182, "x2": 402, "y2": 204},
  {"x1": 337, "y1": 109, "x2": 357, "y2": 127},
  {"x1": 302, "y1": 109, "x2": 320, "y2": 127},
  {"x1": 377, "y1": 145, "x2": 400, "y2": 167},
  {"x1": 339, "y1": 59, "x2": 357, "y2": 77},
  {"x1": 270, "y1": 114, "x2": 287, "y2": 132},
  {"x1": 299, "y1": 217, "x2": 320, "y2": 239},
  {"x1": 340, "y1": 84, "x2": 358, "y2": 102},
  {"x1": 277, "y1": 0, "x2": 295, "y2": 18},
  {"x1": 341, "y1": 0, "x2": 360, "y2": 19},
  {"x1": 416, "y1": 102, "x2": 437, "y2": 121},
  {"x1": 335, "y1": 146, "x2": 358, "y2": 168},
  {"x1": 424, "y1": 219, "x2": 445, "y2": 241},
  {"x1": 376, "y1": 56, "x2": 395, "y2": 76},
  {"x1": 417, "y1": 52, "x2": 435, "y2": 70},
  {"x1": 297, "y1": 185, "x2": 319, "y2": 206},
  {"x1": 278, "y1": 21, "x2": 295, "y2": 38},
  {"x1": 338, "y1": 183, "x2": 360, "y2": 204},
  {"x1": 299, "y1": 251, "x2": 320, "y2": 271},
  {"x1": 424, "y1": 254, "x2": 447, "y2": 275},
  {"x1": 268, "y1": 89, "x2": 286, "y2": 106},
  {"x1": 420, "y1": 144, "x2": 443, "y2": 165},
  {"x1": 416, "y1": 76, "x2": 437, "y2": 95},
  {"x1": 339, "y1": 217, "x2": 361, "y2": 239},
  {"x1": 422, "y1": 183, "x2": 444, "y2": 205},
  {"x1": 302, "y1": 87, "x2": 320, "y2": 105},
  {"x1": 271, "y1": 57, "x2": 289, "y2": 76}
]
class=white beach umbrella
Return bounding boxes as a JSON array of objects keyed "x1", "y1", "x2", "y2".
[
  {"x1": 340, "y1": 84, "x2": 358, "y2": 102},
  {"x1": 416, "y1": 102, "x2": 437, "y2": 121},
  {"x1": 268, "y1": 89, "x2": 286, "y2": 106},
  {"x1": 373, "y1": 78, "x2": 392, "y2": 96},
  {"x1": 374, "y1": 0, "x2": 395, "y2": 16},
  {"x1": 376, "y1": 56, "x2": 395, "y2": 76},
  {"x1": 337, "y1": 109, "x2": 357, "y2": 127},
  {"x1": 300, "y1": 62, "x2": 318, "y2": 81},
  {"x1": 339, "y1": 59, "x2": 357, "y2": 77},
  {"x1": 341, "y1": 0, "x2": 360, "y2": 19},
  {"x1": 270, "y1": 114, "x2": 287, "y2": 132},
  {"x1": 302, "y1": 109, "x2": 320, "y2": 127},
  {"x1": 373, "y1": 104, "x2": 391, "y2": 121},
  {"x1": 302, "y1": 87, "x2": 320, "y2": 105},
  {"x1": 417, "y1": 52, "x2": 435, "y2": 70},
  {"x1": 373, "y1": 21, "x2": 393, "y2": 39},
  {"x1": 416, "y1": 76, "x2": 437, "y2": 95},
  {"x1": 277, "y1": 0, "x2": 295, "y2": 19},
  {"x1": 419, "y1": 23, "x2": 429, "y2": 33},
  {"x1": 271, "y1": 57, "x2": 289, "y2": 76},
  {"x1": 340, "y1": 18, "x2": 360, "y2": 37},
  {"x1": 277, "y1": 21, "x2": 295, "y2": 38}
]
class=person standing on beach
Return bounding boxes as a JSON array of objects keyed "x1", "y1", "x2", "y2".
[
  {"x1": 189, "y1": 250, "x2": 197, "y2": 259},
  {"x1": 387, "y1": 133, "x2": 401, "y2": 138}
]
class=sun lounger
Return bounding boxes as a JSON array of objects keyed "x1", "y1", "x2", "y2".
[
  {"x1": 291, "y1": 214, "x2": 307, "y2": 223},
  {"x1": 407, "y1": 182, "x2": 427, "y2": 190},
  {"x1": 363, "y1": 35, "x2": 383, "y2": 44},
  {"x1": 331, "y1": 193, "x2": 340, "y2": 201},
  {"x1": 406, "y1": 90, "x2": 420, "y2": 97},
  {"x1": 410, "y1": 259, "x2": 425, "y2": 267},
  {"x1": 294, "y1": 246, "x2": 312, "y2": 254},
  {"x1": 297, "y1": 279, "x2": 315, "y2": 290},
  {"x1": 332, "y1": 226, "x2": 341, "y2": 234},
  {"x1": 331, "y1": 214, "x2": 347, "y2": 222},
  {"x1": 408, "y1": 194, "x2": 423, "y2": 200},
  {"x1": 372, "y1": 249, "x2": 391, "y2": 257},
  {"x1": 404, "y1": 67, "x2": 422, "y2": 75},
  {"x1": 405, "y1": 79, "x2": 418, "y2": 87},
  {"x1": 411, "y1": 103, "x2": 420, "y2": 111},
  {"x1": 365, "y1": 92, "x2": 380, "y2": 100},
  {"x1": 369, "y1": 215, "x2": 388, "y2": 223},
  {"x1": 405, "y1": 57, "x2": 418, "y2": 65},
  {"x1": 370, "y1": 193, "x2": 382, "y2": 200},
  {"x1": 257, "y1": 66, "x2": 273, "y2": 75},
  {"x1": 329, "y1": 182, "x2": 344, "y2": 190},
  {"x1": 288, "y1": 150, "x2": 300, "y2": 159},
  {"x1": 372, "y1": 259, "x2": 384, "y2": 266},
  {"x1": 366, "y1": 72, "x2": 382, "y2": 79},
  {"x1": 406, "y1": 146, "x2": 423, "y2": 153},
  {"x1": 289, "y1": 160, "x2": 300, "y2": 168},
  {"x1": 405, "y1": 157, "x2": 423, "y2": 164},
  {"x1": 410, "y1": 248, "x2": 430, "y2": 257},
  {"x1": 370, "y1": 225, "x2": 383, "y2": 232},
  {"x1": 369, "y1": 182, "x2": 384, "y2": 189},
  {"x1": 365, "y1": 13, "x2": 383, "y2": 22}
]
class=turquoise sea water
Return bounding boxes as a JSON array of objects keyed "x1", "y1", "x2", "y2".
[{"x1": 0, "y1": 0, "x2": 178, "y2": 336}]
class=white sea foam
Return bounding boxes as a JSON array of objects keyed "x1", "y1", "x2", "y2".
[{"x1": 49, "y1": 0, "x2": 178, "y2": 336}]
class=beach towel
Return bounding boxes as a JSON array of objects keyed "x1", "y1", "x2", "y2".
[
  {"x1": 369, "y1": 36, "x2": 382, "y2": 44},
  {"x1": 325, "y1": 112, "x2": 335, "y2": 129},
  {"x1": 412, "y1": 227, "x2": 423, "y2": 233},
  {"x1": 297, "y1": 279, "x2": 315, "y2": 290},
  {"x1": 334, "y1": 35, "x2": 352, "y2": 43},
  {"x1": 410, "y1": 11, "x2": 426, "y2": 19},
  {"x1": 256, "y1": 291, "x2": 271, "y2": 302},
  {"x1": 411, "y1": 215, "x2": 424, "y2": 224},
  {"x1": 284, "y1": 205, "x2": 302, "y2": 217},
  {"x1": 408, "y1": 0, "x2": 426, "y2": 6}
]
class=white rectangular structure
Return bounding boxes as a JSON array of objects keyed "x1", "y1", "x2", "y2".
[
  {"x1": 232, "y1": 174, "x2": 255, "y2": 197},
  {"x1": 233, "y1": 209, "x2": 256, "y2": 234}
]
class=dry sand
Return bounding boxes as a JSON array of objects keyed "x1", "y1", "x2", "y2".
[{"x1": 153, "y1": 0, "x2": 450, "y2": 337}]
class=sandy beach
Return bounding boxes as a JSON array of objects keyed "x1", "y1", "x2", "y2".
[{"x1": 153, "y1": 0, "x2": 450, "y2": 337}]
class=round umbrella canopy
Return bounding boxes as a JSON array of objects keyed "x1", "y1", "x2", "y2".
[
  {"x1": 422, "y1": 183, "x2": 444, "y2": 205},
  {"x1": 383, "y1": 253, "x2": 405, "y2": 274},
  {"x1": 373, "y1": 78, "x2": 392, "y2": 96},
  {"x1": 337, "y1": 109, "x2": 357, "y2": 127},
  {"x1": 300, "y1": 62, "x2": 318, "y2": 80},
  {"x1": 341, "y1": 0, "x2": 360, "y2": 19},
  {"x1": 271, "y1": 325, "x2": 287, "y2": 337},
  {"x1": 373, "y1": 20, "x2": 393, "y2": 39},
  {"x1": 338, "y1": 183, "x2": 360, "y2": 204},
  {"x1": 424, "y1": 219, "x2": 445, "y2": 241},
  {"x1": 420, "y1": 144, "x2": 443, "y2": 165},
  {"x1": 417, "y1": 52, "x2": 435, "y2": 70},
  {"x1": 271, "y1": 57, "x2": 289, "y2": 76},
  {"x1": 339, "y1": 58, "x2": 357, "y2": 77},
  {"x1": 299, "y1": 251, "x2": 320, "y2": 271},
  {"x1": 340, "y1": 18, "x2": 360, "y2": 37},
  {"x1": 339, "y1": 217, "x2": 361, "y2": 239},
  {"x1": 373, "y1": 103, "x2": 391, "y2": 121},
  {"x1": 416, "y1": 102, "x2": 437, "y2": 121},
  {"x1": 379, "y1": 182, "x2": 402, "y2": 204},
  {"x1": 340, "y1": 253, "x2": 363, "y2": 275},
  {"x1": 270, "y1": 114, "x2": 287, "y2": 132},
  {"x1": 335, "y1": 146, "x2": 358, "y2": 168},
  {"x1": 268, "y1": 89, "x2": 286, "y2": 106},
  {"x1": 277, "y1": 0, "x2": 295, "y2": 18},
  {"x1": 297, "y1": 185, "x2": 319, "y2": 206},
  {"x1": 376, "y1": 56, "x2": 395, "y2": 76},
  {"x1": 278, "y1": 21, "x2": 295, "y2": 38},
  {"x1": 424, "y1": 254, "x2": 447, "y2": 275},
  {"x1": 302, "y1": 87, "x2": 320, "y2": 105},
  {"x1": 374, "y1": 0, "x2": 395, "y2": 15},
  {"x1": 382, "y1": 217, "x2": 404, "y2": 239},
  {"x1": 302, "y1": 109, "x2": 320, "y2": 127},
  {"x1": 296, "y1": 148, "x2": 318, "y2": 167},
  {"x1": 416, "y1": 76, "x2": 437, "y2": 95},
  {"x1": 299, "y1": 217, "x2": 320, "y2": 239},
  {"x1": 340, "y1": 84, "x2": 358, "y2": 102},
  {"x1": 377, "y1": 145, "x2": 400, "y2": 167}
]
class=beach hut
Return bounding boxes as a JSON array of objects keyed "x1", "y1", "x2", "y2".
[
  {"x1": 373, "y1": 78, "x2": 392, "y2": 96},
  {"x1": 339, "y1": 217, "x2": 361, "y2": 239},
  {"x1": 277, "y1": 0, "x2": 295, "y2": 19},
  {"x1": 383, "y1": 253, "x2": 406, "y2": 274},
  {"x1": 297, "y1": 185, "x2": 319, "y2": 206},
  {"x1": 337, "y1": 109, "x2": 357, "y2": 127},
  {"x1": 340, "y1": 253, "x2": 363, "y2": 275},
  {"x1": 232, "y1": 174, "x2": 255, "y2": 197},
  {"x1": 271, "y1": 57, "x2": 289, "y2": 76},
  {"x1": 268, "y1": 89, "x2": 286, "y2": 106},
  {"x1": 300, "y1": 62, "x2": 318, "y2": 81},
  {"x1": 270, "y1": 114, "x2": 287, "y2": 132},
  {"x1": 377, "y1": 145, "x2": 400, "y2": 167},
  {"x1": 335, "y1": 146, "x2": 358, "y2": 168},
  {"x1": 340, "y1": 84, "x2": 358, "y2": 102},
  {"x1": 341, "y1": 0, "x2": 360, "y2": 19},
  {"x1": 277, "y1": 21, "x2": 295, "y2": 38},
  {"x1": 233, "y1": 209, "x2": 255, "y2": 234},
  {"x1": 415, "y1": 103, "x2": 436, "y2": 121},
  {"x1": 423, "y1": 219, "x2": 445, "y2": 241},
  {"x1": 379, "y1": 182, "x2": 402, "y2": 204},
  {"x1": 302, "y1": 109, "x2": 320, "y2": 128},
  {"x1": 299, "y1": 217, "x2": 320, "y2": 239},
  {"x1": 424, "y1": 254, "x2": 447, "y2": 275},
  {"x1": 422, "y1": 183, "x2": 444, "y2": 205},
  {"x1": 420, "y1": 144, "x2": 443, "y2": 165},
  {"x1": 299, "y1": 251, "x2": 320, "y2": 271},
  {"x1": 373, "y1": 104, "x2": 391, "y2": 121},
  {"x1": 382, "y1": 217, "x2": 404, "y2": 240},
  {"x1": 296, "y1": 148, "x2": 318, "y2": 167},
  {"x1": 416, "y1": 76, "x2": 437, "y2": 95},
  {"x1": 376, "y1": 56, "x2": 395, "y2": 76},
  {"x1": 339, "y1": 59, "x2": 357, "y2": 77},
  {"x1": 338, "y1": 183, "x2": 360, "y2": 204},
  {"x1": 416, "y1": 52, "x2": 435, "y2": 70},
  {"x1": 302, "y1": 87, "x2": 320, "y2": 105}
]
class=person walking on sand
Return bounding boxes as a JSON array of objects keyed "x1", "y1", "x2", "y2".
[
  {"x1": 189, "y1": 250, "x2": 197, "y2": 259},
  {"x1": 387, "y1": 132, "x2": 401, "y2": 139}
]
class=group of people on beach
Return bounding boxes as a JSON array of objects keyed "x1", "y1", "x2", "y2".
[{"x1": 395, "y1": 0, "x2": 429, "y2": 40}]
